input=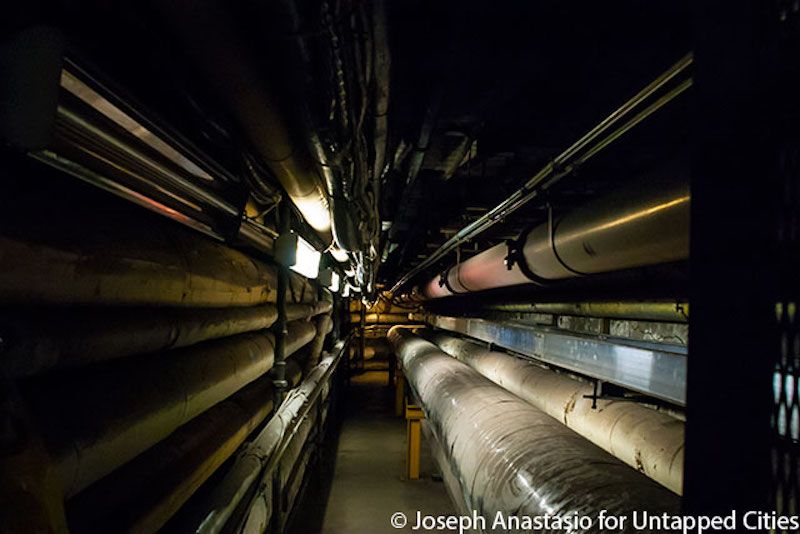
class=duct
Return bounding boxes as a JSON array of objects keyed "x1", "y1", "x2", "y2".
[
  {"x1": 425, "y1": 331, "x2": 685, "y2": 494},
  {"x1": 53, "y1": 100, "x2": 235, "y2": 217},
  {"x1": 429, "y1": 314, "x2": 687, "y2": 405},
  {"x1": 0, "y1": 206, "x2": 296, "y2": 306},
  {"x1": 388, "y1": 328, "x2": 680, "y2": 528},
  {"x1": 66, "y1": 377, "x2": 276, "y2": 534},
  {"x1": 24, "y1": 321, "x2": 316, "y2": 498},
  {"x1": 423, "y1": 178, "x2": 690, "y2": 298},
  {"x1": 187, "y1": 348, "x2": 342, "y2": 534},
  {"x1": 152, "y1": 0, "x2": 333, "y2": 245},
  {"x1": 1, "y1": 305, "x2": 279, "y2": 377},
  {"x1": 391, "y1": 53, "x2": 693, "y2": 295}
]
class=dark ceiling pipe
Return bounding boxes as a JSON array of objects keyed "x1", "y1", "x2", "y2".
[
  {"x1": 152, "y1": 0, "x2": 334, "y2": 246},
  {"x1": 423, "y1": 176, "x2": 690, "y2": 299},
  {"x1": 391, "y1": 53, "x2": 693, "y2": 294}
]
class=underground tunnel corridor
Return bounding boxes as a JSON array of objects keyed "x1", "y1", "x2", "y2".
[
  {"x1": 289, "y1": 360, "x2": 455, "y2": 534},
  {"x1": 1, "y1": 1, "x2": 798, "y2": 533}
]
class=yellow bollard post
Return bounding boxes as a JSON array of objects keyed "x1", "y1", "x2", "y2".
[{"x1": 405, "y1": 403, "x2": 424, "y2": 480}]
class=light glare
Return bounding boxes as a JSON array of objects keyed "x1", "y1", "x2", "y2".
[{"x1": 290, "y1": 236, "x2": 321, "y2": 279}]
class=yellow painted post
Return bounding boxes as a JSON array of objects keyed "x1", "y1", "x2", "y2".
[
  {"x1": 394, "y1": 370, "x2": 405, "y2": 417},
  {"x1": 405, "y1": 404, "x2": 424, "y2": 480}
]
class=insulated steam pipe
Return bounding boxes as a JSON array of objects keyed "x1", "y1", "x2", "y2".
[
  {"x1": 24, "y1": 321, "x2": 316, "y2": 497},
  {"x1": 391, "y1": 53, "x2": 693, "y2": 295},
  {"x1": 423, "y1": 178, "x2": 689, "y2": 298},
  {"x1": 388, "y1": 328, "x2": 680, "y2": 524},
  {"x1": 424, "y1": 331, "x2": 685, "y2": 494},
  {"x1": 65, "y1": 377, "x2": 276, "y2": 533},
  {"x1": 2, "y1": 301, "x2": 331, "y2": 377},
  {"x1": 0, "y1": 213, "x2": 292, "y2": 307},
  {"x1": 2, "y1": 305, "x2": 278, "y2": 377}
]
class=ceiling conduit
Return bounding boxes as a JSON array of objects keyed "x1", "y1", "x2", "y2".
[
  {"x1": 153, "y1": 0, "x2": 334, "y2": 246},
  {"x1": 422, "y1": 176, "x2": 690, "y2": 299}
]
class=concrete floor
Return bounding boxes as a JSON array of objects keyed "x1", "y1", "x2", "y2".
[{"x1": 289, "y1": 365, "x2": 455, "y2": 533}]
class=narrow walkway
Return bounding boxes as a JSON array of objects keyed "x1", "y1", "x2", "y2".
[{"x1": 290, "y1": 364, "x2": 455, "y2": 533}]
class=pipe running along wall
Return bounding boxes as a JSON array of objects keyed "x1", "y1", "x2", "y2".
[
  {"x1": 1, "y1": 302, "x2": 327, "y2": 377},
  {"x1": 66, "y1": 376, "x2": 276, "y2": 533},
  {"x1": 65, "y1": 314, "x2": 331, "y2": 532},
  {"x1": 23, "y1": 320, "x2": 317, "y2": 498},
  {"x1": 388, "y1": 328, "x2": 680, "y2": 526},
  {"x1": 423, "y1": 178, "x2": 689, "y2": 298},
  {"x1": 424, "y1": 331, "x2": 684, "y2": 494},
  {"x1": 152, "y1": 0, "x2": 333, "y2": 245},
  {"x1": 0, "y1": 198, "x2": 316, "y2": 307},
  {"x1": 186, "y1": 348, "x2": 342, "y2": 533}
]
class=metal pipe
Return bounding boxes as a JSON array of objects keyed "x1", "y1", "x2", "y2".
[
  {"x1": 65, "y1": 377, "x2": 276, "y2": 533},
  {"x1": 348, "y1": 312, "x2": 410, "y2": 324},
  {"x1": 1, "y1": 305, "x2": 279, "y2": 377},
  {"x1": 0, "y1": 210, "x2": 298, "y2": 307},
  {"x1": 388, "y1": 329, "x2": 680, "y2": 522},
  {"x1": 423, "y1": 178, "x2": 689, "y2": 298},
  {"x1": 285, "y1": 301, "x2": 333, "y2": 322},
  {"x1": 152, "y1": 0, "x2": 334, "y2": 245},
  {"x1": 24, "y1": 321, "x2": 316, "y2": 497},
  {"x1": 391, "y1": 53, "x2": 693, "y2": 294},
  {"x1": 184, "y1": 347, "x2": 343, "y2": 534},
  {"x1": 54, "y1": 103, "x2": 238, "y2": 217},
  {"x1": 425, "y1": 331, "x2": 685, "y2": 494},
  {"x1": 483, "y1": 301, "x2": 689, "y2": 322},
  {"x1": 428, "y1": 314, "x2": 687, "y2": 405}
]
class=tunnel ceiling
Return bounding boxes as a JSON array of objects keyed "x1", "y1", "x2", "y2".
[{"x1": 28, "y1": 0, "x2": 691, "y2": 295}]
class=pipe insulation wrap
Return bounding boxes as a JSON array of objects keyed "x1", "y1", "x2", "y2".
[
  {"x1": 423, "y1": 179, "x2": 689, "y2": 298},
  {"x1": 66, "y1": 377, "x2": 276, "y2": 533},
  {"x1": 425, "y1": 332, "x2": 684, "y2": 494},
  {"x1": 388, "y1": 328, "x2": 679, "y2": 531},
  {"x1": 2, "y1": 305, "x2": 279, "y2": 377},
  {"x1": 3, "y1": 301, "x2": 330, "y2": 377},
  {"x1": 0, "y1": 224, "x2": 285, "y2": 307},
  {"x1": 24, "y1": 321, "x2": 316, "y2": 497}
]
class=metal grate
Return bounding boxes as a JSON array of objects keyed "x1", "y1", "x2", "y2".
[{"x1": 772, "y1": 141, "x2": 800, "y2": 515}]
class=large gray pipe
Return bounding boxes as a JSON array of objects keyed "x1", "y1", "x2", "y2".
[
  {"x1": 423, "y1": 179, "x2": 689, "y2": 298},
  {"x1": 388, "y1": 328, "x2": 679, "y2": 528},
  {"x1": 425, "y1": 331, "x2": 684, "y2": 494},
  {"x1": 24, "y1": 321, "x2": 316, "y2": 497}
]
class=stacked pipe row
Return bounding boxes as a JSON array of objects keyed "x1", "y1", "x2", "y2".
[
  {"x1": 388, "y1": 328, "x2": 680, "y2": 528},
  {"x1": 422, "y1": 331, "x2": 685, "y2": 494},
  {"x1": 0, "y1": 206, "x2": 333, "y2": 532},
  {"x1": 179, "y1": 350, "x2": 343, "y2": 533}
]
